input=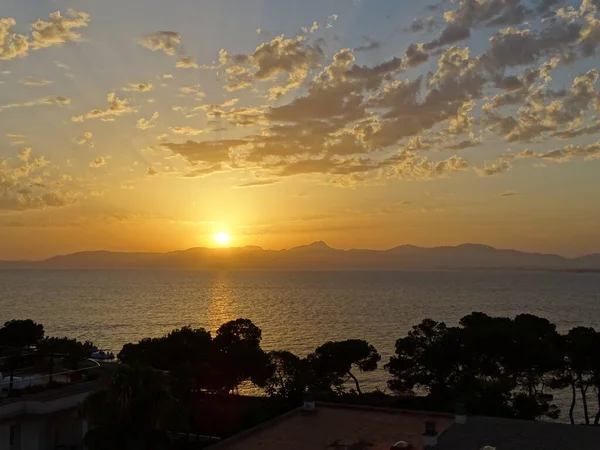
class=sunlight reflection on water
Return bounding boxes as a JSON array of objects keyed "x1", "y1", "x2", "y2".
[{"x1": 1, "y1": 269, "x2": 599, "y2": 421}]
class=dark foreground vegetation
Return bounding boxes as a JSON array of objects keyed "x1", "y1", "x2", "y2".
[{"x1": 2, "y1": 313, "x2": 600, "y2": 449}]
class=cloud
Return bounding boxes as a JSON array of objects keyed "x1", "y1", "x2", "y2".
[
  {"x1": 501, "y1": 191, "x2": 518, "y2": 197},
  {"x1": 123, "y1": 81, "x2": 153, "y2": 92},
  {"x1": 539, "y1": 140, "x2": 600, "y2": 161},
  {"x1": 326, "y1": 15, "x2": 339, "y2": 29},
  {"x1": 176, "y1": 57, "x2": 199, "y2": 69},
  {"x1": 353, "y1": 40, "x2": 382, "y2": 52},
  {"x1": 0, "y1": 149, "x2": 76, "y2": 211},
  {"x1": 424, "y1": 24, "x2": 471, "y2": 50},
  {"x1": 405, "y1": 43, "x2": 429, "y2": 67},
  {"x1": 30, "y1": 9, "x2": 90, "y2": 50},
  {"x1": 551, "y1": 120, "x2": 600, "y2": 139},
  {"x1": 162, "y1": 73, "x2": 173, "y2": 79},
  {"x1": 220, "y1": 35, "x2": 325, "y2": 99},
  {"x1": 140, "y1": 31, "x2": 182, "y2": 56},
  {"x1": 409, "y1": 17, "x2": 437, "y2": 33},
  {"x1": 178, "y1": 84, "x2": 205, "y2": 99},
  {"x1": 54, "y1": 61, "x2": 70, "y2": 70},
  {"x1": 475, "y1": 159, "x2": 512, "y2": 176},
  {"x1": 73, "y1": 131, "x2": 94, "y2": 147},
  {"x1": 443, "y1": 136, "x2": 482, "y2": 150},
  {"x1": 0, "y1": 96, "x2": 70, "y2": 113},
  {"x1": 0, "y1": 18, "x2": 29, "y2": 60},
  {"x1": 237, "y1": 179, "x2": 280, "y2": 188},
  {"x1": 140, "y1": 31, "x2": 198, "y2": 68},
  {"x1": 503, "y1": 68, "x2": 600, "y2": 142},
  {"x1": 73, "y1": 92, "x2": 136, "y2": 122},
  {"x1": 137, "y1": 112, "x2": 159, "y2": 130},
  {"x1": 147, "y1": 166, "x2": 157, "y2": 176},
  {"x1": 89, "y1": 156, "x2": 106, "y2": 168},
  {"x1": 169, "y1": 126, "x2": 206, "y2": 136},
  {"x1": 161, "y1": 139, "x2": 244, "y2": 164},
  {"x1": 19, "y1": 76, "x2": 53, "y2": 86}
]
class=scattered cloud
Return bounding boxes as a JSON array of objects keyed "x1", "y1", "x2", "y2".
[
  {"x1": 0, "y1": 18, "x2": 29, "y2": 60},
  {"x1": 161, "y1": 139, "x2": 242, "y2": 164},
  {"x1": 169, "y1": 126, "x2": 206, "y2": 136},
  {"x1": 140, "y1": 31, "x2": 198, "y2": 69},
  {"x1": 72, "y1": 93, "x2": 136, "y2": 122},
  {"x1": 19, "y1": 76, "x2": 53, "y2": 86},
  {"x1": 475, "y1": 159, "x2": 512, "y2": 176},
  {"x1": 0, "y1": 149, "x2": 76, "y2": 211},
  {"x1": 137, "y1": 112, "x2": 159, "y2": 130},
  {"x1": 178, "y1": 84, "x2": 205, "y2": 99},
  {"x1": 219, "y1": 34, "x2": 325, "y2": 99},
  {"x1": 30, "y1": 9, "x2": 90, "y2": 50},
  {"x1": 237, "y1": 179, "x2": 280, "y2": 188},
  {"x1": 73, "y1": 131, "x2": 94, "y2": 147},
  {"x1": 409, "y1": 17, "x2": 437, "y2": 33},
  {"x1": 0, "y1": 96, "x2": 70, "y2": 113},
  {"x1": 123, "y1": 81, "x2": 153, "y2": 92},
  {"x1": 501, "y1": 191, "x2": 518, "y2": 197},
  {"x1": 354, "y1": 39, "x2": 382, "y2": 52},
  {"x1": 89, "y1": 156, "x2": 106, "y2": 168},
  {"x1": 176, "y1": 57, "x2": 199, "y2": 69}
]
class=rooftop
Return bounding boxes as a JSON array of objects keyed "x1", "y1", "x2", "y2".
[
  {"x1": 438, "y1": 415, "x2": 600, "y2": 450},
  {"x1": 208, "y1": 403, "x2": 455, "y2": 450}
]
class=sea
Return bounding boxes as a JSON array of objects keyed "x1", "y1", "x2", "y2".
[{"x1": 1, "y1": 269, "x2": 599, "y2": 421}]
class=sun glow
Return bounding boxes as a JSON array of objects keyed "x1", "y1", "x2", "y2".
[{"x1": 215, "y1": 232, "x2": 231, "y2": 246}]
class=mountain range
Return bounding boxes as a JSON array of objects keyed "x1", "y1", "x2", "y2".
[{"x1": 1, "y1": 242, "x2": 600, "y2": 271}]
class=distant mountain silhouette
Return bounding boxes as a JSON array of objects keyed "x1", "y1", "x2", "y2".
[{"x1": 1, "y1": 242, "x2": 599, "y2": 271}]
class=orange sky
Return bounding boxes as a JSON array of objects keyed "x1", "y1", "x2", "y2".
[{"x1": 1, "y1": 0, "x2": 600, "y2": 260}]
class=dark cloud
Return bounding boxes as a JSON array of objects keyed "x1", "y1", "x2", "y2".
[
  {"x1": 353, "y1": 40, "x2": 382, "y2": 52},
  {"x1": 237, "y1": 179, "x2": 280, "y2": 188},
  {"x1": 409, "y1": 17, "x2": 437, "y2": 33},
  {"x1": 424, "y1": 24, "x2": 471, "y2": 50},
  {"x1": 551, "y1": 121, "x2": 600, "y2": 140},
  {"x1": 161, "y1": 139, "x2": 244, "y2": 164},
  {"x1": 405, "y1": 43, "x2": 429, "y2": 67}
]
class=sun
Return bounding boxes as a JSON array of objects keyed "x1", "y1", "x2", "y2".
[{"x1": 214, "y1": 232, "x2": 231, "y2": 246}]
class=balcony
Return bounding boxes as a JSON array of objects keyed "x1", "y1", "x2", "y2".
[{"x1": 0, "y1": 352, "x2": 104, "y2": 415}]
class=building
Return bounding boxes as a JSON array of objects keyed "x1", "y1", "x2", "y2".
[
  {"x1": 206, "y1": 400, "x2": 600, "y2": 450},
  {"x1": 0, "y1": 354, "x2": 102, "y2": 450},
  {"x1": 206, "y1": 401, "x2": 454, "y2": 450},
  {"x1": 438, "y1": 414, "x2": 600, "y2": 450}
]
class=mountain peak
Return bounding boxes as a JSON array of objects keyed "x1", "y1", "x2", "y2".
[{"x1": 289, "y1": 241, "x2": 333, "y2": 251}]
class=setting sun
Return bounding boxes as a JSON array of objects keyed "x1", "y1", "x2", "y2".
[{"x1": 215, "y1": 232, "x2": 231, "y2": 246}]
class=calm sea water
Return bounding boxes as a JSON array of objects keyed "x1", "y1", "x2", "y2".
[{"x1": 1, "y1": 269, "x2": 599, "y2": 419}]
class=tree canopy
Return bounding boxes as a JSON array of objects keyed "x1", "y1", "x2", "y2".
[
  {"x1": 0, "y1": 319, "x2": 44, "y2": 348},
  {"x1": 309, "y1": 339, "x2": 381, "y2": 395}
]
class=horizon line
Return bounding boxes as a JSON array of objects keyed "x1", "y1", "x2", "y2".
[{"x1": 2, "y1": 241, "x2": 598, "y2": 263}]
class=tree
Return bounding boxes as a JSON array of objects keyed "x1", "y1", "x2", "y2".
[
  {"x1": 387, "y1": 313, "x2": 564, "y2": 420},
  {"x1": 118, "y1": 327, "x2": 213, "y2": 371},
  {"x1": 386, "y1": 319, "x2": 459, "y2": 398},
  {"x1": 563, "y1": 327, "x2": 600, "y2": 425},
  {"x1": 0, "y1": 319, "x2": 44, "y2": 348},
  {"x1": 213, "y1": 319, "x2": 273, "y2": 393},
  {"x1": 82, "y1": 364, "x2": 173, "y2": 450},
  {"x1": 263, "y1": 350, "x2": 307, "y2": 400},
  {"x1": 310, "y1": 340, "x2": 380, "y2": 396},
  {"x1": 37, "y1": 336, "x2": 98, "y2": 369}
]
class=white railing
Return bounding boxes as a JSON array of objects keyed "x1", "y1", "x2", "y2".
[{"x1": 0, "y1": 365, "x2": 102, "y2": 396}]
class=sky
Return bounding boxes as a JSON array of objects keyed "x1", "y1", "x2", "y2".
[{"x1": 1, "y1": 0, "x2": 600, "y2": 260}]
